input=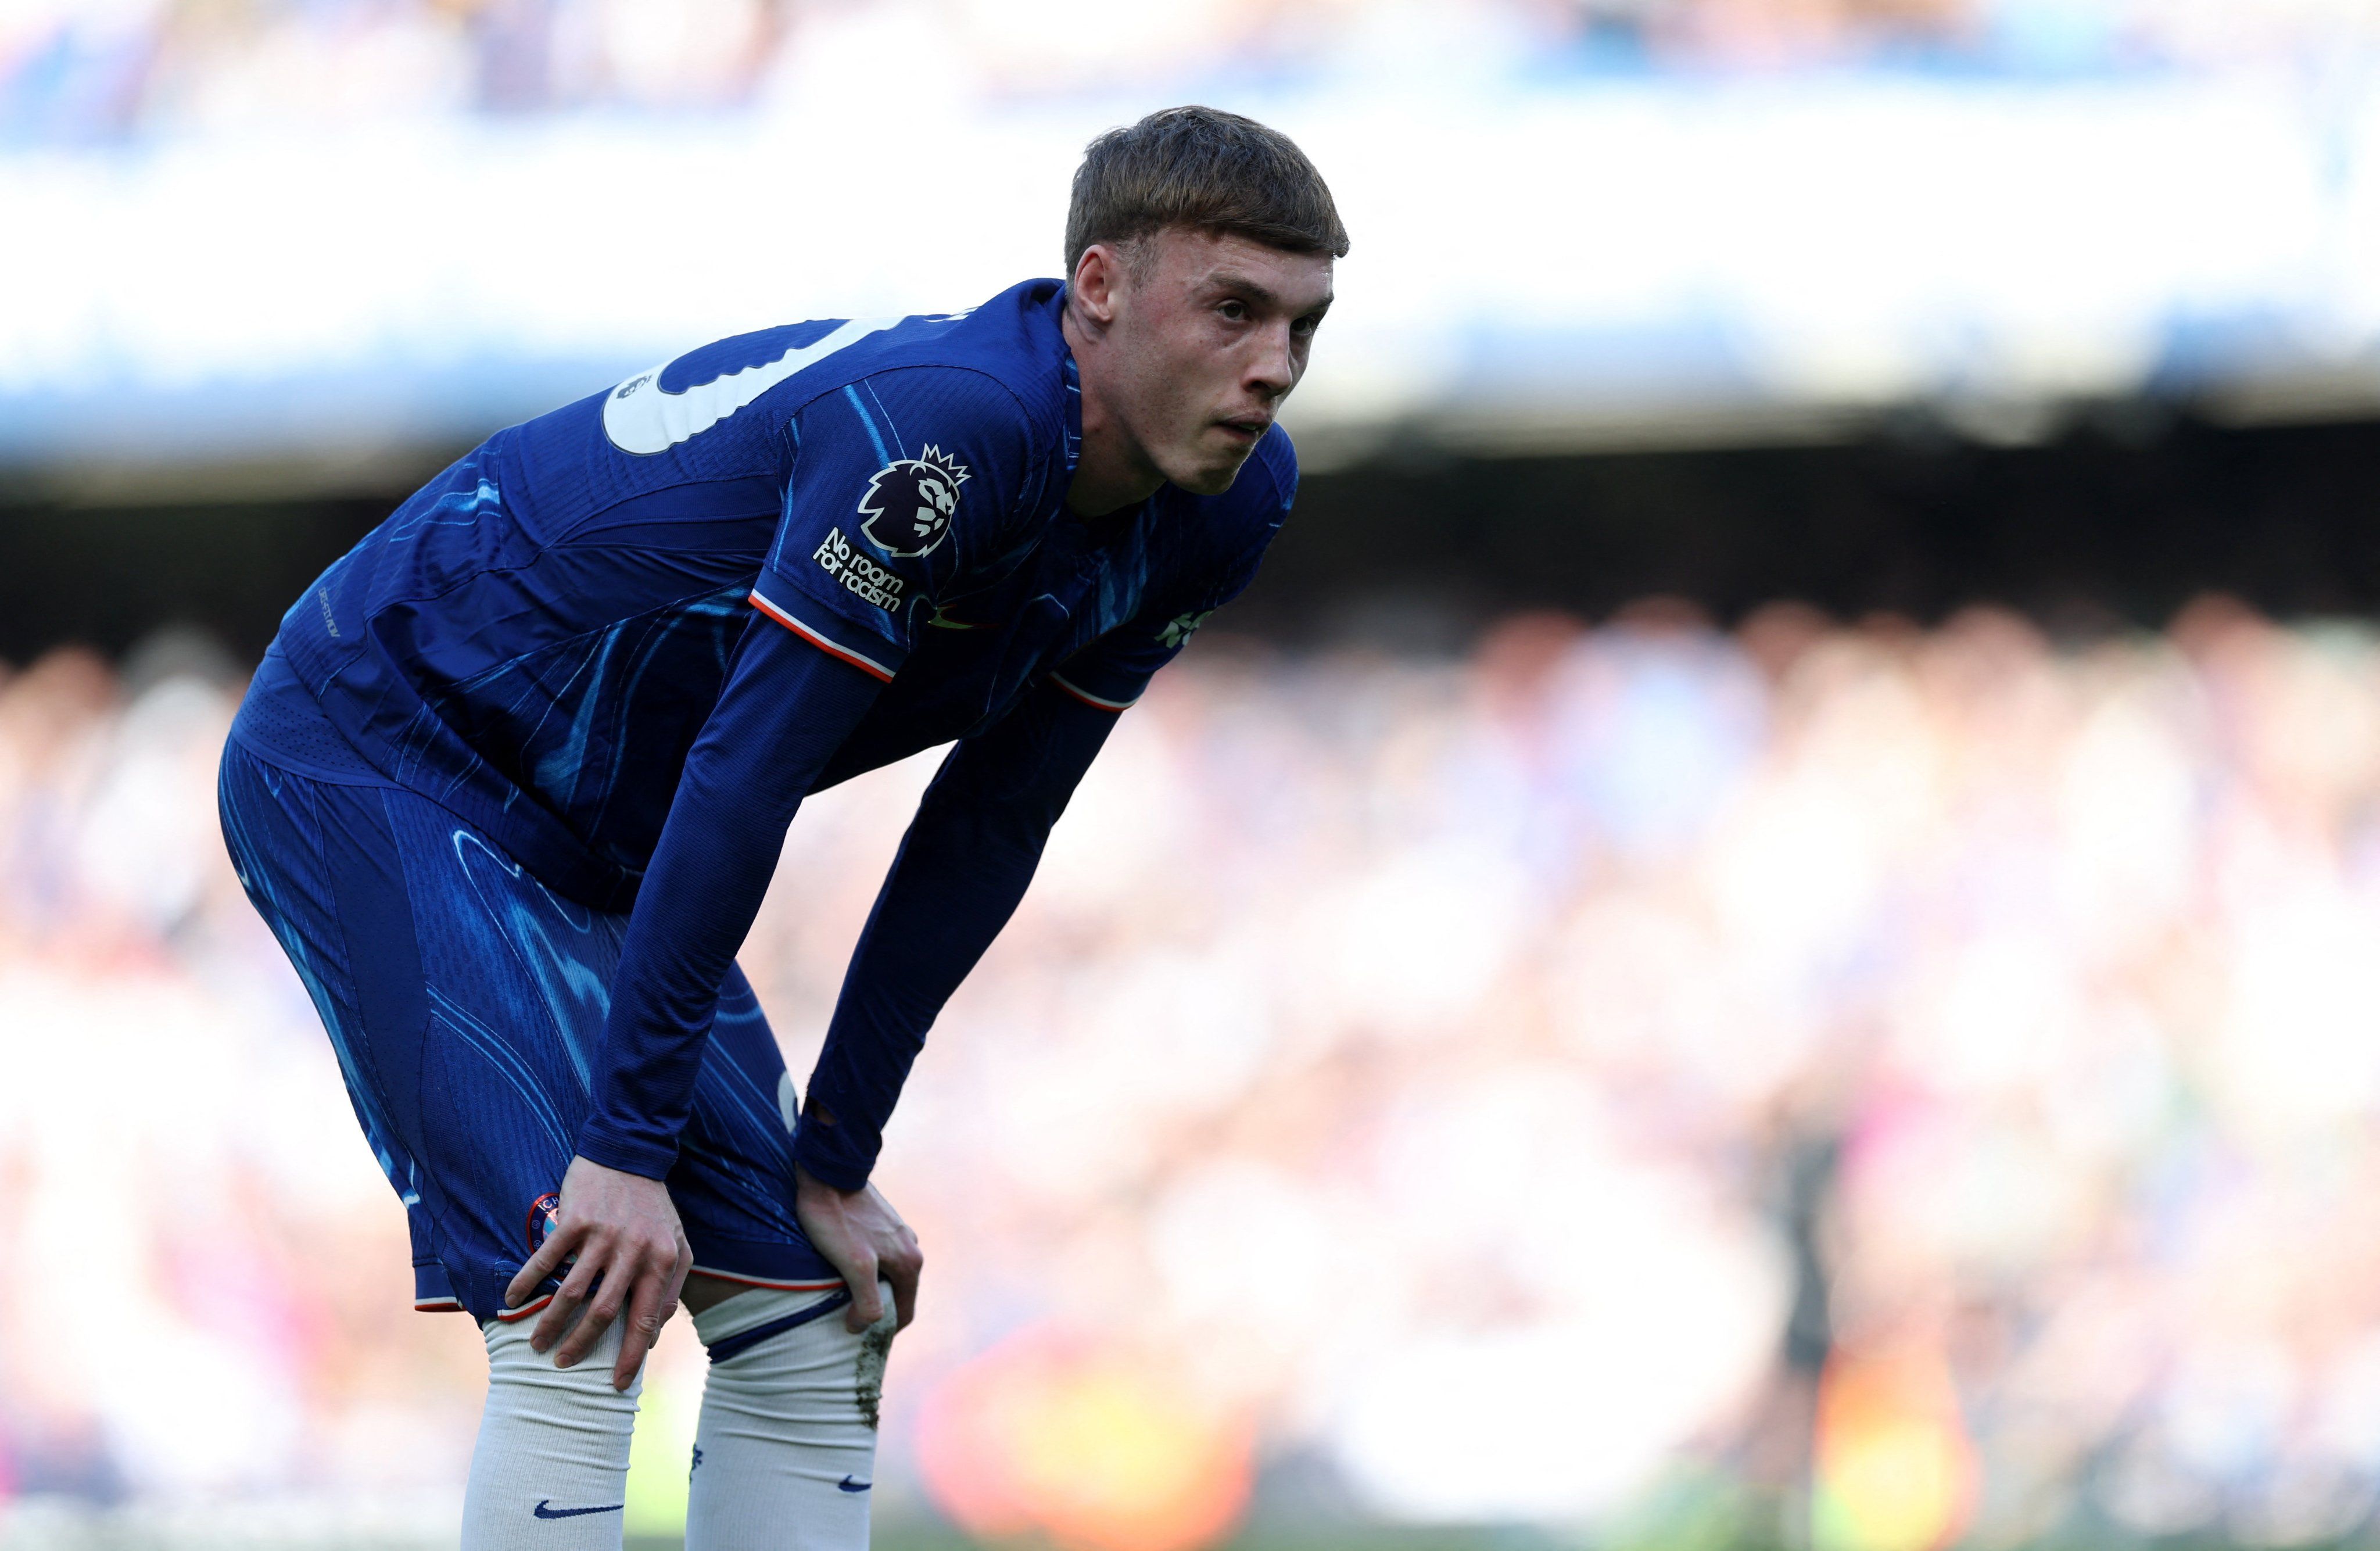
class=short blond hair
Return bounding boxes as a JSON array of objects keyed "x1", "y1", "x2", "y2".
[{"x1": 1064, "y1": 106, "x2": 1350, "y2": 275}]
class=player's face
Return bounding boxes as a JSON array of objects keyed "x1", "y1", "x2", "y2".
[{"x1": 1104, "y1": 228, "x2": 1334, "y2": 496}]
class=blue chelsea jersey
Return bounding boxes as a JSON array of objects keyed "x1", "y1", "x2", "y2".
[{"x1": 266, "y1": 278, "x2": 1297, "y2": 911}]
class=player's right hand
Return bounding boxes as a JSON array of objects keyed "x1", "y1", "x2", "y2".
[
  {"x1": 795, "y1": 1164, "x2": 923, "y2": 1333},
  {"x1": 506, "y1": 1154, "x2": 694, "y2": 1391}
]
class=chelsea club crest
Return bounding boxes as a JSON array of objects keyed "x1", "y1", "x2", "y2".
[
  {"x1": 858, "y1": 446, "x2": 969, "y2": 558},
  {"x1": 525, "y1": 1191, "x2": 561, "y2": 1254}
]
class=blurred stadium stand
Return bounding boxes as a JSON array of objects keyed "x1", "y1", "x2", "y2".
[
  {"x1": 11, "y1": 413, "x2": 2380, "y2": 663},
  {"x1": 17, "y1": 3, "x2": 2380, "y2": 1550}
]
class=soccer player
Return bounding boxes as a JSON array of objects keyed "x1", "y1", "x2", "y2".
[{"x1": 215, "y1": 106, "x2": 1343, "y2": 1549}]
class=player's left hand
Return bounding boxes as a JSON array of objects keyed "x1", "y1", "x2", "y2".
[
  {"x1": 506, "y1": 1154, "x2": 694, "y2": 1390},
  {"x1": 795, "y1": 1165, "x2": 923, "y2": 1333}
]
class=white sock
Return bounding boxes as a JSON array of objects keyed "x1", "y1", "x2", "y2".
[
  {"x1": 461, "y1": 1315, "x2": 643, "y2": 1551},
  {"x1": 684, "y1": 1284, "x2": 897, "y2": 1551}
]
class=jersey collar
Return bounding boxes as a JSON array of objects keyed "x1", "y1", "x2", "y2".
[{"x1": 1052, "y1": 281, "x2": 1084, "y2": 481}]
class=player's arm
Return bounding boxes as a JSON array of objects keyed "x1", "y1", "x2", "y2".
[
  {"x1": 792, "y1": 566, "x2": 1281, "y2": 1202},
  {"x1": 793, "y1": 675, "x2": 1124, "y2": 1201},
  {"x1": 793, "y1": 439, "x2": 1299, "y2": 1227}
]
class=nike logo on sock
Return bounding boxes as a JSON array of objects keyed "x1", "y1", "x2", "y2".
[
  {"x1": 532, "y1": 1500, "x2": 624, "y2": 1520},
  {"x1": 837, "y1": 1476, "x2": 872, "y2": 1493}
]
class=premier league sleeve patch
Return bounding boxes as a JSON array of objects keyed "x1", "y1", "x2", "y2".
[{"x1": 857, "y1": 445, "x2": 969, "y2": 558}]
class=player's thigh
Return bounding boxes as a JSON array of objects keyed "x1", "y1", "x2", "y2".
[
  {"x1": 219, "y1": 744, "x2": 432, "y2": 1181},
  {"x1": 223, "y1": 743, "x2": 624, "y2": 1316},
  {"x1": 670, "y1": 964, "x2": 841, "y2": 1295},
  {"x1": 373, "y1": 790, "x2": 630, "y2": 1274}
]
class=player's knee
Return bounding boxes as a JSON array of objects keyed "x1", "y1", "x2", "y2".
[
  {"x1": 483, "y1": 1313, "x2": 643, "y2": 1404},
  {"x1": 684, "y1": 1287, "x2": 890, "y2": 1551},
  {"x1": 692, "y1": 1284, "x2": 895, "y2": 1429}
]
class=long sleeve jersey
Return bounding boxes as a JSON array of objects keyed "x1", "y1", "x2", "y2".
[{"x1": 239, "y1": 278, "x2": 1296, "y2": 1184}]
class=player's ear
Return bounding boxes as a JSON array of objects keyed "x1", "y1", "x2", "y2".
[{"x1": 1071, "y1": 243, "x2": 1126, "y2": 326}]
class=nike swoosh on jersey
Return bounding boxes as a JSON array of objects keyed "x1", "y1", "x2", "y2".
[
  {"x1": 602, "y1": 316, "x2": 898, "y2": 456},
  {"x1": 837, "y1": 1476, "x2": 873, "y2": 1493},
  {"x1": 532, "y1": 1500, "x2": 624, "y2": 1520}
]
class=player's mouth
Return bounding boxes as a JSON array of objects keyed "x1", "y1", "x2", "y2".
[{"x1": 1215, "y1": 414, "x2": 1271, "y2": 445}]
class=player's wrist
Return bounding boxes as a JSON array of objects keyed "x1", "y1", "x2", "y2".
[
  {"x1": 573, "y1": 1119, "x2": 680, "y2": 1182},
  {"x1": 794, "y1": 1154, "x2": 871, "y2": 1196},
  {"x1": 792, "y1": 1095, "x2": 876, "y2": 1190}
]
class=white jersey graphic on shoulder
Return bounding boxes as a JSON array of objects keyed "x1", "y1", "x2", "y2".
[{"x1": 602, "y1": 315, "x2": 900, "y2": 456}]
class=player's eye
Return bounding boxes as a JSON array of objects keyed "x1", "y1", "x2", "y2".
[{"x1": 1217, "y1": 299, "x2": 1249, "y2": 323}]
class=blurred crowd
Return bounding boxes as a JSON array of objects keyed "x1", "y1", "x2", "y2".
[
  {"x1": 3, "y1": 0, "x2": 2378, "y2": 144},
  {"x1": 8, "y1": 600, "x2": 2380, "y2": 1548}
]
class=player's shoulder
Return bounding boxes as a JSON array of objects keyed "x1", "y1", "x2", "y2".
[{"x1": 793, "y1": 278, "x2": 1072, "y2": 447}]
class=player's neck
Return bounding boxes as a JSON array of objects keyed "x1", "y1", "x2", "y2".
[
  {"x1": 1061, "y1": 307, "x2": 1166, "y2": 519},
  {"x1": 1065, "y1": 440, "x2": 1163, "y2": 519}
]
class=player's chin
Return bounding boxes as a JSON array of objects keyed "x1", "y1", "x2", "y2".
[{"x1": 1171, "y1": 440, "x2": 1255, "y2": 496}]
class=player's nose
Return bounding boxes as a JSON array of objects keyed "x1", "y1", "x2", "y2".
[{"x1": 1246, "y1": 321, "x2": 1297, "y2": 399}]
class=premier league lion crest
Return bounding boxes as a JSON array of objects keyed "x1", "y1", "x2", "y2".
[{"x1": 858, "y1": 445, "x2": 969, "y2": 558}]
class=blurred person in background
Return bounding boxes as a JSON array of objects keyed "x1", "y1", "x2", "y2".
[{"x1": 209, "y1": 105, "x2": 1343, "y2": 1550}]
